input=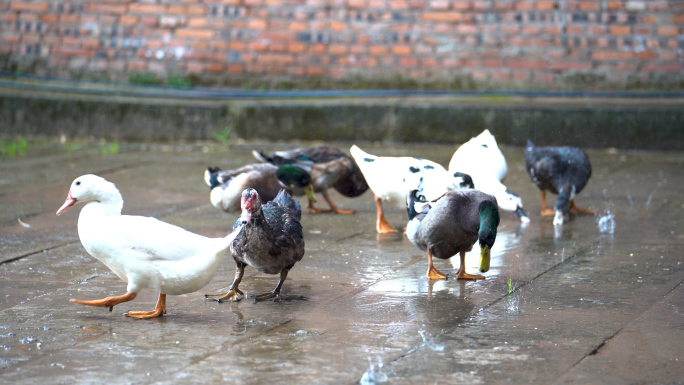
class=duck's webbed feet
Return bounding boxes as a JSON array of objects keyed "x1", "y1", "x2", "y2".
[
  {"x1": 70, "y1": 292, "x2": 137, "y2": 312},
  {"x1": 204, "y1": 288, "x2": 244, "y2": 303},
  {"x1": 126, "y1": 294, "x2": 166, "y2": 319},
  {"x1": 455, "y1": 251, "x2": 485, "y2": 280},
  {"x1": 426, "y1": 248, "x2": 448, "y2": 280},
  {"x1": 375, "y1": 195, "x2": 398, "y2": 233},
  {"x1": 569, "y1": 200, "x2": 595, "y2": 215},
  {"x1": 253, "y1": 268, "x2": 290, "y2": 302},
  {"x1": 204, "y1": 265, "x2": 245, "y2": 303},
  {"x1": 539, "y1": 190, "x2": 555, "y2": 216}
]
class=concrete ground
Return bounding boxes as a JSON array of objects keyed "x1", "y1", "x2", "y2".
[{"x1": 0, "y1": 141, "x2": 682, "y2": 384}]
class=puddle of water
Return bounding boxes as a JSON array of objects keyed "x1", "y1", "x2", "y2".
[
  {"x1": 454, "y1": 229, "x2": 523, "y2": 276},
  {"x1": 359, "y1": 356, "x2": 389, "y2": 385}
]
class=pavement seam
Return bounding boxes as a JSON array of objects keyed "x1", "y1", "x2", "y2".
[{"x1": 563, "y1": 277, "x2": 684, "y2": 373}]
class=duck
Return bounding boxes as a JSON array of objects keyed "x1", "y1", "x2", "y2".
[
  {"x1": 56, "y1": 174, "x2": 243, "y2": 319},
  {"x1": 205, "y1": 163, "x2": 316, "y2": 213},
  {"x1": 449, "y1": 129, "x2": 508, "y2": 182},
  {"x1": 350, "y1": 145, "x2": 474, "y2": 233},
  {"x1": 406, "y1": 189, "x2": 500, "y2": 280},
  {"x1": 204, "y1": 188, "x2": 305, "y2": 302},
  {"x1": 524, "y1": 140, "x2": 594, "y2": 225},
  {"x1": 253, "y1": 146, "x2": 368, "y2": 214},
  {"x1": 449, "y1": 169, "x2": 530, "y2": 224}
]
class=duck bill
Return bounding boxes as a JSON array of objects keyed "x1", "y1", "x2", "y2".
[
  {"x1": 303, "y1": 184, "x2": 316, "y2": 203},
  {"x1": 515, "y1": 206, "x2": 530, "y2": 223},
  {"x1": 478, "y1": 244, "x2": 491, "y2": 273},
  {"x1": 56, "y1": 191, "x2": 77, "y2": 216}
]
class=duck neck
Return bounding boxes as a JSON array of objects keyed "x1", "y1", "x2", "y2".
[
  {"x1": 477, "y1": 200, "x2": 499, "y2": 249},
  {"x1": 81, "y1": 188, "x2": 124, "y2": 218}
]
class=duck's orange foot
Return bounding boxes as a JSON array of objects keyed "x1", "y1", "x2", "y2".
[
  {"x1": 456, "y1": 271, "x2": 485, "y2": 280},
  {"x1": 332, "y1": 207, "x2": 355, "y2": 215},
  {"x1": 377, "y1": 217, "x2": 398, "y2": 233},
  {"x1": 204, "y1": 288, "x2": 244, "y2": 303},
  {"x1": 253, "y1": 291, "x2": 280, "y2": 302},
  {"x1": 427, "y1": 266, "x2": 449, "y2": 280},
  {"x1": 307, "y1": 206, "x2": 332, "y2": 214},
  {"x1": 70, "y1": 292, "x2": 137, "y2": 312},
  {"x1": 540, "y1": 208, "x2": 555, "y2": 217},
  {"x1": 570, "y1": 200, "x2": 595, "y2": 215},
  {"x1": 125, "y1": 309, "x2": 164, "y2": 319}
]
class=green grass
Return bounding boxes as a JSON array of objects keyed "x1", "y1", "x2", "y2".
[
  {"x1": 506, "y1": 278, "x2": 517, "y2": 296},
  {"x1": 213, "y1": 126, "x2": 232, "y2": 146},
  {"x1": 0, "y1": 138, "x2": 29, "y2": 157},
  {"x1": 167, "y1": 75, "x2": 192, "y2": 88},
  {"x1": 99, "y1": 140, "x2": 119, "y2": 155}
]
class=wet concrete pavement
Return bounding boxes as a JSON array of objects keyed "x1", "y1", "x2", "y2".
[{"x1": 1, "y1": 142, "x2": 682, "y2": 384}]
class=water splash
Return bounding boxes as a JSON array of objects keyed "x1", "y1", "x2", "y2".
[
  {"x1": 597, "y1": 210, "x2": 615, "y2": 234},
  {"x1": 506, "y1": 295, "x2": 520, "y2": 313},
  {"x1": 418, "y1": 329, "x2": 445, "y2": 352},
  {"x1": 359, "y1": 356, "x2": 388, "y2": 385}
]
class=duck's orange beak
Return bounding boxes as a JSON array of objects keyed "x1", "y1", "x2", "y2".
[{"x1": 56, "y1": 190, "x2": 77, "y2": 216}]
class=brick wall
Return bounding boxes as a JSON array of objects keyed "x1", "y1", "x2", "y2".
[{"x1": 1, "y1": 0, "x2": 683, "y2": 89}]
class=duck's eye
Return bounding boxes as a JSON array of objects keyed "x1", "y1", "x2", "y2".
[{"x1": 76, "y1": 181, "x2": 81, "y2": 186}]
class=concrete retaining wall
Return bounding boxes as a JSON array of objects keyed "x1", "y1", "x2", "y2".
[{"x1": 2, "y1": 91, "x2": 683, "y2": 150}]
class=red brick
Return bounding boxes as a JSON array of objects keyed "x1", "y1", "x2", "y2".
[
  {"x1": 610, "y1": 26, "x2": 630, "y2": 36},
  {"x1": 10, "y1": 1, "x2": 49, "y2": 12},
  {"x1": 399, "y1": 57, "x2": 419, "y2": 67},
  {"x1": 310, "y1": 44, "x2": 326, "y2": 54},
  {"x1": 168, "y1": 5, "x2": 207, "y2": 15},
  {"x1": 588, "y1": 25, "x2": 606, "y2": 35},
  {"x1": 129, "y1": 4, "x2": 167, "y2": 14},
  {"x1": 288, "y1": 42, "x2": 306, "y2": 53},
  {"x1": 348, "y1": 0, "x2": 366, "y2": 8},
  {"x1": 369, "y1": 45, "x2": 388, "y2": 55},
  {"x1": 87, "y1": 4, "x2": 126, "y2": 14},
  {"x1": 392, "y1": 45, "x2": 412, "y2": 55},
  {"x1": 39, "y1": 14, "x2": 58, "y2": 23},
  {"x1": 257, "y1": 54, "x2": 294, "y2": 65},
  {"x1": 330, "y1": 21, "x2": 347, "y2": 31},
  {"x1": 592, "y1": 50, "x2": 634, "y2": 61},
  {"x1": 566, "y1": 25, "x2": 583, "y2": 35},
  {"x1": 657, "y1": 26, "x2": 678, "y2": 36},
  {"x1": 82, "y1": 38, "x2": 100, "y2": 49},
  {"x1": 288, "y1": 21, "x2": 307, "y2": 31},
  {"x1": 536, "y1": 1, "x2": 555, "y2": 10},
  {"x1": 472, "y1": 1, "x2": 489, "y2": 11},
  {"x1": 350, "y1": 45, "x2": 367, "y2": 54},
  {"x1": 227, "y1": 64, "x2": 245, "y2": 74},
  {"x1": 456, "y1": 24, "x2": 476, "y2": 34},
  {"x1": 329, "y1": 44, "x2": 348, "y2": 55},
  {"x1": 422, "y1": 12, "x2": 461, "y2": 22},
  {"x1": 176, "y1": 29, "x2": 214, "y2": 39},
  {"x1": 187, "y1": 18, "x2": 209, "y2": 28},
  {"x1": 389, "y1": 0, "x2": 408, "y2": 9},
  {"x1": 606, "y1": 1, "x2": 621, "y2": 11},
  {"x1": 120, "y1": 15, "x2": 139, "y2": 26},
  {"x1": 451, "y1": 0, "x2": 470, "y2": 10},
  {"x1": 658, "y1": 51, "x2": 679, "y2": 61},
  {"x1": 515, "y1": 1, "x2": 533, "y2": 11},
  {"x1": 507, "y1": 60, "x2": 547, "y2": 70},
  {"x1": 578, "y1": 1, "x2": 599, "y2": 11},
  {"x1": 2, "y1": 34, "x2": 20, "y2": 44},
  {"x1": 229, "y1": 41, "x2": 246, "y2": 51},
  {"x1": 549, "y1": 61, "x2": 592, "y2": 72},
  {"x1": 307, "y1": 66, "x2": 325, "y2": 76},
  {"x1": 643, "y1": 63, "x2": 684, "y2": 73},
  {"x1": 409, "y1": 0, "x2": 426, "y2": 9},
  {"x1": 207, "y1": 63, "x2": 225, "y2": 73},
  {"x1": 534, "y1": 73, "x2": 555, "y2": 82}
]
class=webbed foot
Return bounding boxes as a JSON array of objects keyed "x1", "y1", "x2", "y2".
[
  {"x1": 70, "y1": 292, "x2": 137, "y2": 312},
  {"x1": 204, "y1": 288, "x2": 244, "y2": 303}
]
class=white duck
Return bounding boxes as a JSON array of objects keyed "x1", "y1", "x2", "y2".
[
  {"x1": 56, "y1": 174, "x2": 242, "y2": 319},
  {"x1": 350, "y1": 145, "x2": 474, "y2": 233},
  {"x1": 449, "y1": 129, "x2": 508, "y2": 182}
]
